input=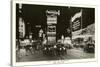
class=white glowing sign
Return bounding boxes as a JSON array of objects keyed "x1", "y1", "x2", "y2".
[{"x1": 19, "y1": 18, "x2": 25, "y2": 38}]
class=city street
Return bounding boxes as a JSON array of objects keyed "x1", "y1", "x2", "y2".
[
  {"x1": 16, "y1": 48, "x2": 94, "y2": 62},
  {"x1": 15, "y1": 4, "x2": 95, "y2": 63}
]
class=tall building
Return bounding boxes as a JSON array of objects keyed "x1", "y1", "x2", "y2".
[
  {"x1": 18, "y1": 4, "x2": 25, "y2": 39},
  {"x1": 46, "y1": 10, "x2": 60, "y2": 45}
]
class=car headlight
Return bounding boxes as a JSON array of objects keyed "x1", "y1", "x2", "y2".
[
  {"x1": 63, "y1": 47, "x2": 66, "y2": 50},
  {"x1": 49, "y1": 48, "x2": 51, "y2": 50},
  {"x1": 89, "y1": 46, "x2": 94, "y2": 48},
  {"x1": 44, "y1": 48, "x2": 47, "y2": 50},
  {"x1": 60, "y1": 48, "x2": 62, "y2": 50},
  {"x1": 54, "y1": 46, "x2": 57, "y2": 48}
]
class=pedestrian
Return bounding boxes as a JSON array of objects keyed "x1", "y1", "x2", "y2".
[
  {"x1": 24, "y1": 39, "x2": 33, "y2": 56},
  {"x1": 19, "y1": 46, "x2": 26, "y2": 58}
]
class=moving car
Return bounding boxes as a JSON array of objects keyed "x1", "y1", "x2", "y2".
[
  {"x1": 54, "y1": 43, "x2": 67, "y2": 56},
  {"x1": 43, "y1": 45, "x2": 54, "y2": 56},
  {"x1": 63, "y1": 37, "x2": 73, "y2": 49}
]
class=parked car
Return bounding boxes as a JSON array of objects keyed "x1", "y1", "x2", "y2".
[
  {"x1": 84, "y1": 42, "x2": 95, "y2": 53},
  {"x1": 73, "y1": 43, "x2": 80, "y2": 48}
]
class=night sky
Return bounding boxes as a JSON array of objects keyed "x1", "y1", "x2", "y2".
[{"x1": 16, "y1": 4, "x2": 95, "y2": 39}]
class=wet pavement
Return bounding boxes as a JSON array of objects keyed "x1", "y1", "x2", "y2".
[{"x1": 16, "y1": 48, "x2": 94, "y2": 62}]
